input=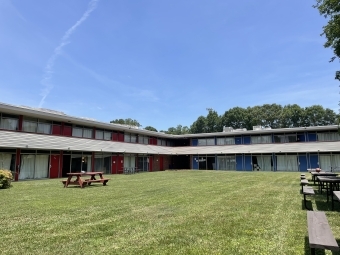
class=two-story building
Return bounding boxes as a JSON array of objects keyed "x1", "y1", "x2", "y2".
[{"x1": 0, "y1": 102, "x2": 339, "y2": 181}]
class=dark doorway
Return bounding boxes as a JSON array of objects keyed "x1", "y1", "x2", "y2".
[
  {"x1": 172, "y1": 155, "x2": 190, "y2": 169},
  {"x1": 62, "y1": 155, "x2": 71, "y2": 177},
  {"x1": 207, "y1": 157, "x2": 216, "y2": 170}
]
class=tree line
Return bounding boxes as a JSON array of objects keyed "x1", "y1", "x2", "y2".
[{"x1": 111, "y1": 104, "x2": 339, "y2": 135}]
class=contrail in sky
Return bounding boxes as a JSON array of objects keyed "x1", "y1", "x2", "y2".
[{"x1": 39, "y1": 0, "x2": 99, "y2": 107}]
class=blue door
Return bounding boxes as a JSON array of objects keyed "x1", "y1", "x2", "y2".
[
  {"x1": 297, "y1": 133, "x2": 306, "y2": 142},
  {"x1": 307, "y1": 133, "x2": 317, "y2": 142},
  {"x1": 244, "y1": 155, "x2": 252, "y2": 171},
  {"x1": 192, "y1": 157, "x2": 199, "y2": 170},
  {"x1": 236, "y1": 155, "x2": 243, "y2": 171},
  {"x1": 192, "y1": 139, "x2": 198, "y2": 146},
  {"x1": 309, "y1": 154, "x2": 319, "y2": 168},
  {"x1": 243, "y1": 136, "x2": 251, "y2": 144},
  {"x1": 235, "y1": 137, "x2": 242, "y2": 144},
  {"x1": 298, "y1": 155, "x2": 308, "y2": 172}
]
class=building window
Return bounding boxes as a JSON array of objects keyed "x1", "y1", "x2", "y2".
[
  {"x1": 0, "y1": 113, "x2": 19, "y2": 131},
  {"x1": 72, "y1": 126, "x2": 93, "y2": 138}
]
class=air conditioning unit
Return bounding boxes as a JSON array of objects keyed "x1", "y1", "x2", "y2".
[
  {"x1": 223, "y1": 126, "x2": 234, "y2": 132},
  {"x1": 253, "y1": 125, "x2": 262, "y2": 130}
]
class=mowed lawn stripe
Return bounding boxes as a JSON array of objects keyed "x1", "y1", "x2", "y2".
[{"x1": 1, "y1": 171, "x2": 338, "y2": 255}]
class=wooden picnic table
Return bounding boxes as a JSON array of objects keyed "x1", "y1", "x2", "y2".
[
  {"x1": 311, "y1": 172, "x2": 337, "y2": 185},
  {"x1": 62, "y1": 171, "x2": 110, "y2": 188},
  {"x1": 316, "y1": 176, "x2": 340, "y2": 202}
]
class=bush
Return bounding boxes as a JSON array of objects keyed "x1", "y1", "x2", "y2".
[{"x1": 0, "y1": 169, "x2": 13, "y2": 189}]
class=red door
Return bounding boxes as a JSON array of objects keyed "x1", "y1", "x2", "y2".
[
  {"x1": 117, "y1": 156, "x2": 124, "y2": 174},
  {"x1": 111, "y1": 156, "x2": 117, "y2": 174},
  {"x1": 149, "y1": 157, "x2": 153, "y2": 172},
  {"x1": 49, "y1": 155, "x2": 60, "y2": 178}
]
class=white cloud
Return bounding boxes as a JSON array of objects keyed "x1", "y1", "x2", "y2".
[{"x1": 39, "y1": 0, "x2": 99, "y2": 107}]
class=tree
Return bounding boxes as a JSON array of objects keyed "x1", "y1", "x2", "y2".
[
  {"x1": 144, "y1": 126, "x2": 158, "y2": 132},
  {"x1": 110, "y1": 118, "x2": 141, "y2": 127},
  {"x1": 190, "y1": 116, "x2": 207, "y2": 134},
  {"x1": 164, "y1": 125, "x2": 190, "y2": 135},
  {"x1": 220, "y1": 107, "x2": 248, "y2": 129},
  {"x1": 205, "y1": 108, "x2": 221, "y2": 132},
  {"x1": 279, "y1": 104, "x2": 304, "y2": 128},
  {"x1": 314, "y1": 1, "x2": 340, "y2": 80}
]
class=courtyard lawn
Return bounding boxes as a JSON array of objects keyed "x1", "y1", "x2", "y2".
[{"x1": 1, "y1": 170, "x2": 340, "y2": 255}]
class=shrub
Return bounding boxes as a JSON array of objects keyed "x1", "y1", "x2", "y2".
[{"x1": 0, "y1": 169, "x2": 13, "y2": 189}]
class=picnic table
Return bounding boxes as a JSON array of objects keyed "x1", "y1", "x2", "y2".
[
  {"x1": 316, "y1": 176, "x2": 340, "y2": 202},
  {"x1": 310, "y1": 172, "x2": 337, "y2": 185},
  {"x1": 62, "y1": 171, "x2": 110, "y2": 188}
]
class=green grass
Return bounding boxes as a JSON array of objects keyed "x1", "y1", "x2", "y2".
[{"x1": 1, "y1": 170, "x2": 340, "y2": 255}]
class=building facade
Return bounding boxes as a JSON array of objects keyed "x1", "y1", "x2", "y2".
[{"x1": 0, "y1": 102, "x2": 339, "y2": 181}]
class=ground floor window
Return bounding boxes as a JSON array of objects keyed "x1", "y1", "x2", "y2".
[
  {"x1": 276, "y1": 155, "x2": 299, "y2": 171},
  {"x1": 217, "y1": 156, "x2": 236, "y2": 170},
  {"x1": 252, "y1": 155, "x2": 272, "y2": 171},
  {"x1": 19, "y1": 154, "x2": 49, "y2": 179},
  {"x1": 94, "y1": 154, "x2": 111, "y2": 174},
  {"x1": 138, "y1": 156, "x2": 149, "y2": 172}
]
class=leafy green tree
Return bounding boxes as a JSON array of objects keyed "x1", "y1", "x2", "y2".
[
  {"x1": 314, "y1": 0, "x2": 340, "y2": 80},
  {"x1": 110, "y1": 118, "x2": 141, "y2": 127},
  {"x1": 144, "y1": 126, "x2": 158, "y2": 132},
  {"x1": 190, "y1": 116, "x2": 207, "y2": 134},
  {"x1": 302, "y1": 105, "x2": 338, "y2": 126},
  {"x1": 165, "y1": 125, "x2": 190, "y2": 135},
  {"x1": 246, "y1": 106, "x2": 264, "y2": 130},
  {"x1": 260, "y1": 104, "x2": 283, "y2": 128},
  {"x1": 303, "y1": 105, "x2": 329, "y2": 126},
  {"x1": 220, "y1": 107, "x2": 248, "y2": 129},
  {"x1": 279, "y1": 104, "x2": 304, "y2": 128},
  {"x1": 206, "y1": 108, "x2": 221, "y2": 132}
]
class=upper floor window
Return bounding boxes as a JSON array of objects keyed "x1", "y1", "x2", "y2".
[
  {"x1": 251, "y1": 135, "x2": 272, "y2": 144},
  {"x1": 22, "y1": 117, "x2": 51, "y2": 134},
  {"x1": 138, "y1": 135, "x2": 149, "y2": 144},
  {"x1": 216, "y1": 137, "x2": 235, "y2": 145},
  {"x1": 274, "y1": 134, "x2": 296, "y2": 143},
  {"x1": 124, "y1": 133, "x2": 137, "y2": 143},
  {"x1": 157, "y1": 138, "x2": 166, "y2": 146},
  {"x1": 0, "y1": 113, "x2": 19, "y2": 131},
  {"x1": 198, "y1": 138, "x2": 215, "y2": 146},
  {"x1": 72, "y1": 126, "x2": 93, "y2": 138},
  {"x1": 317, "y1": 132, "x2": 340, "y2": 141},
  {"x1": 95, "y1": 130, "x2": 112, "y2": 140}
]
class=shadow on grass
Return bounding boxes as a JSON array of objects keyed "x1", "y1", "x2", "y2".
[
  {"x1": 302, "y1": 200, "x2": 314, "y2": 211},
  {"x1": 314, "y1": 195, "x2": 332, "y2": 212}
]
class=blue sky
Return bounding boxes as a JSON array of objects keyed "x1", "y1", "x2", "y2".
[{"x1": 0, "y1": 0, "x2": 338, "y2": 131}]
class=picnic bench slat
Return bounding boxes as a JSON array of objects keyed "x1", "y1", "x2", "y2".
[{"x1": 307, "y1": 211, "x2": 339, "y2": 251}]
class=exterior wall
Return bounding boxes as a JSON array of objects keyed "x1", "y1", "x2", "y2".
[
  {"x1": 163, "y1": 155, "x2": 171, "y2": 170},
  {"x1": 153, "y1": 155, "x2": 160, "y2": 171}
]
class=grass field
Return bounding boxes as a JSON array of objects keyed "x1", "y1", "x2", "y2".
[{"x1": 1, "y1": 170, "x2": 340, "y2": 255}]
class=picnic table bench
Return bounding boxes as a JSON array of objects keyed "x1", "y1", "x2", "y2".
[
  {"x1": 300, "y1": 179, "x2": 308, "y2": 193},
  {"x1": 62, "y1": 172, "x2": 110, "y2": 188},
  {"x1": 307, "y1": 211, "x2": 339, "y2": 254},
  {"x1": 85, "y1": 178, "x2": 110, "y2": 185},
  {"x1": 302, "y1": 186, "x2": 315, "y2": 210}
]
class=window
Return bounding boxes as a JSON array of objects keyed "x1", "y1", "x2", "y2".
[
  {"x1": 103, "y1": 131, "x2": 111, "y2": 140},
  {"x1": 318, "y1": 132, "x2": 340, "y2": 141},
  {"x1": 96, "y1": 130, "x2": 104, "y2": 140},
  {"x1": 0, "y1": 113, "x2": 19, "y2": 131},
  {"x1": 251, "y1": 135, "x2": 272, "y2": 144},
  {"x1": 206, "y1": 138, "x2": 215, "y2": 146},
  {"x1": 72, "y1": 126, "x2": 93, "y2": 138},
  {"x1": 138, "y1": 135, "x2": 149, "y2": 144},
  {"x1": 124, "y1": 133, "x2": 137, "y2": 143}
]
